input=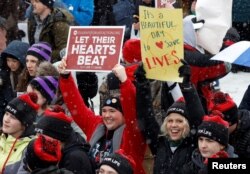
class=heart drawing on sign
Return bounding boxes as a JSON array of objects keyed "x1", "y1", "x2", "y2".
[{"x1": 155, "y1": 41, "x2": 164, "y2": 49}]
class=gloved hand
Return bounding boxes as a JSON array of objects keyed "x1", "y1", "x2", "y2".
[
  {"x1": 134, "y1": 62, "x2": 147, "y2": 83},
  {"x1": 178, "y1": 59, "x2": 191, "y2": 85}
]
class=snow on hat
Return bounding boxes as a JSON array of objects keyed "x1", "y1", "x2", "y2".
[
  {"x1": 39, "y1": 0, "x2": 54, "y2": 9},
  {"x1": 100, "y1": 149, "x2": 135, "y2": 174},
  {"x1": 208, "y1": 91, "x2": 238, "y2": 125},
  {"x1": 197, "y1": 112, "x2": 229, "y2": 146},
  {"x1": 165, "y1": 98, "x2": 188, "y2": 120},
  {"x1": 27, "y1": 42, "x2": 52, "y2": 62},
  {"x1": 24, "y1": 134, "x2": 62, "y2": 171},
  {"x1": 103, "y1": 97, "x2": 123, "y2": 114},
  {"x1": 122, "y1": 39, "x2": 141, "y2": 63},
  {"x1": 29, "y1": 76, "x2": 58, "y2": 103},
  {"x1": 35, "y1": 105, "x2": 73, "y2": 142},
  {"x1": 5, "y1": 92, "x2": 39, "y2": 128}
]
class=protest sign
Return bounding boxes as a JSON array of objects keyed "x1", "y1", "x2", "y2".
[
  {"x1": 65, "y1": 26, "x2": 125, "y2": 72},
  {"x1": 139, "y1": 6, "x2": 183, "y2": 82}
]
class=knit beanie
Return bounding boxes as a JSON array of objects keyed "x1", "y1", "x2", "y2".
[
  {"x1": 100, "y1": 150, "x2": 135, "y2": 174},
  {"x1": 5, "y1": 92, "x2": 39, "y2": 128},
  {"x1": 197, "y1": 113, "x2": 229, "y2": 146},
  {"x1": 165, "y1": 98, "x2": 188, "y2": 121},
  {"x1": 27, "y1": 42, "x2": 52, "y2": 62},
  {"x1": 35, "y1": 105, "x2": 73, "y2": 142},
  {"x1": 103, "y1": 97, "x2": 123, "y2": 114},
  {"x1": 24, "y1": 134, "x2": 62, "y2": 171},
  {"x1": 39, "y1": 0, "x2": 54, "y2": 9},
  {"x1": 29, "y1": 76, "x2": 58, "y2": 103},
  {"x1": 122, "y1": 39, "x2": 142, "y2": 63},
  {"x1": 208, "y1": 91, "x2": 238, "y2": 125}
]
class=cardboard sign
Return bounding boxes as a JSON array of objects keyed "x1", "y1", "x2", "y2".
[
  {"x1": 65, "y1": 26, "x2": 125, "y2": 72},
  {"x1": 139, "y1": 6, "x2": 183, "y2": 82},
  {"x1": 155, "y1": 0, "x2": 176, "y2": 8}
]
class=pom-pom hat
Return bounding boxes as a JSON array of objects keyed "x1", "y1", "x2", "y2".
[
  {"x1": 35, "y1": 105, "x2": 73, "y2": 142},
  {"x1": 5, "y1": 92, "x2": 39, "y2": 128},
  {"x1": 197, "y1": 113, "x2": 229, "y2": 146},
  {"x1": 122, "y1": 39, "x2": 141, "y2": 64}
]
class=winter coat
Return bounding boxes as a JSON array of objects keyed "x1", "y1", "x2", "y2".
[
  {"x1": 0, "y1": 41, "x2": 29, "y2": 122},
  {"x1": 181, "y1": 146, "x2": 237, "y2": 174},
  {"x1": 28, "y1": 8, "x2": 71, "y2": 63},
  {"x1": 17, "y1": 131, "x2": 93, "y2": 174},
  {"x1": 62, "y1": 0, "x2": 94, "y2": 25},
  {"x1": 31, "y1": 166, "x2": 74, "y2": 174},
  {"x1": 0, "y1": 0, "x2": 19, "y2": 42},
  {"x1": 239, "y1": 85, "x2": 250, "y2": 111},
  {"x1": 232, "y1": 0, "x2": 250, "y2": 22},
  {"x1": 230, "y1": 109, "x2": 250, "y2": 158},
  {"x1": 59, "y1": 131, "x2": 94, "y2": 174},
  {"x1": 59, "y1": 73, "x2": 146, "y2": 174},
  {"x1": 136, "y1": 79, "x2": 205, "y2": 174},
  {"x1": 0, "y1": 134, "x2": 33, "y2": 174}
]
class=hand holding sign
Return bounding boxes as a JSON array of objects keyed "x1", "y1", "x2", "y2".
[{"x1": 57, "y1": 57, "x2": 68, "y2": 75}]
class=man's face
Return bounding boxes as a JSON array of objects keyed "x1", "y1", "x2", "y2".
[
  {"x1": 31, "y1": 0, "x2": 48, "y2": 15},
  {"x1": 0, "y1": 28, "x2": 7, "y2": 53}
]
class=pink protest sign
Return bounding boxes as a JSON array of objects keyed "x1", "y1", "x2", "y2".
[{"x1": 66, "y1": 26, "x2": 125, "y2": 72}]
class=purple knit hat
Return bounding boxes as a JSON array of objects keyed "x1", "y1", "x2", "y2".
[
  {"x1": 27, "y1": 42, "x2": 52, "y2": 62},
  {"x1": 29, "y1": 76, "x2": 58, "y2": 103}
]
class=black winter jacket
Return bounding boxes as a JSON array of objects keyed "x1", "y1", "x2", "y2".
[
  {"x1": 136, "y1": 79, "x2": 204, "y2": 174},
  {"x1": 59, "y1": 131, "x2": 94, "y2": 174}
]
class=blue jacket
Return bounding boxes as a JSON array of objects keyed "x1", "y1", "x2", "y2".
[{"x1": 62, "y1": 0, "x2": 94, "y2": 25}]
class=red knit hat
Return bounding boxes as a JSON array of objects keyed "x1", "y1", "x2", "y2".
[
  {"x1": 122, "y1": 39, "x2": 141, "y2": 63},
  {"x1": 208, "y1": 91, "x2": 238, "y2": 125},
  {"x1": 35, "y1": 105, "x2": 73, "y2": 141},
  {"x1": 24, "y1": 134, "x2": 61, "y2": 171}
]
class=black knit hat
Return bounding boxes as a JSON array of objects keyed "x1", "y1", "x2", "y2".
[
  {"x1": 39, "y1": 0, "x2": 54, "y2": 9},
  {"x1": 103, "y1": 97, "x2": 123, "y2": 113},
  {"x1": 24, "y1": 134, "x2": 62, "y2": 171},
  {"x1": 100, "y1": 150, "x2": 135, "y2": 174},
  {"x1": 165, "y1": 98, "x2": 188, "y2": 120},
  {"x1": 35, "y1": 105, "x2": 73, "y2": 142},
  {"x1": 29, "y1": 76, "x2": 58, "y2": 103},
  {"x1": 27, "y1": 42, "x2": 52, "y2": 62},
  {"x1": 5, "y1": 92, "x2": 39, "y2": 128},
  {"x1": 197, "y1": 114, "x2": 229, "y2": 146}
]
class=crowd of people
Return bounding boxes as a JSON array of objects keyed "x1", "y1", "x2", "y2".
[{"x1": 0, "y1": 0, "x2": 250, "y2": 174}]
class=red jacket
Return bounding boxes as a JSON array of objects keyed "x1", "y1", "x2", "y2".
[{"x1": 59, "y1": 74, "x2": 146, "y2": 174}]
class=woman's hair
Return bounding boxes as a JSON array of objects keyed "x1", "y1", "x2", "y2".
[
  {"x1": 16, "y1": 59, "x2": 42, "y2": 92},
  {"x1": 160, "y1": 116, "x2": 190, "y2": 139}
]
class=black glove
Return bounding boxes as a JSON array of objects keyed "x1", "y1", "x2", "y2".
[
  {"x1": 134, "y1": 63, "x2": 147, "y2": 83},
  {"x1": 178, "y1": 59, "x2": 191, "y2": 85}
]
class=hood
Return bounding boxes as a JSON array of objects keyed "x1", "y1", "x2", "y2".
[
  {"x1": 1, "y1": 40, "x2": 29, "y2": 67},
  {"x1": 183, "y1": 15, "x2": 204, "y2": 54}
]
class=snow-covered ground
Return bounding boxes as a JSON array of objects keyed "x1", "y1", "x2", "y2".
[{"x1": 220, "y1": 71, "x2": 250, "y2": 106}]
